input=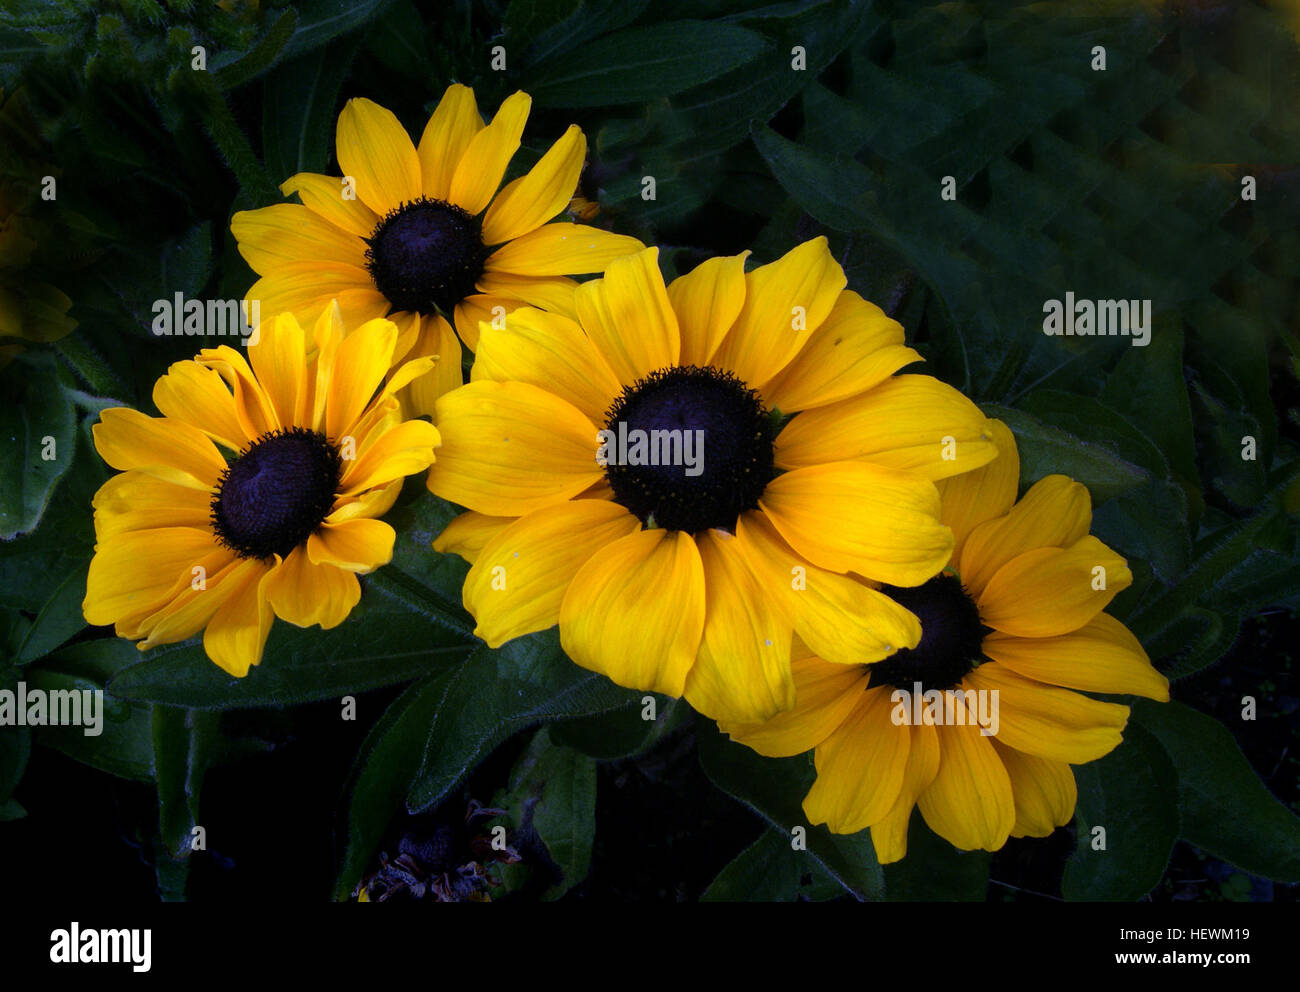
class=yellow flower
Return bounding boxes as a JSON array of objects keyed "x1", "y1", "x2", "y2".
[
  {"x1": 428, "y1": 240, "x2": 999, "y2": 724},
  {"x1": 230, "y1": 85, "x2": 643, "y2": 416},
  {"x1": 82, "y1": 304, "x2": 441, "y2": 677},
  {"x1": 721, "y1": 420, "x2": 1171, "y2": 862}
]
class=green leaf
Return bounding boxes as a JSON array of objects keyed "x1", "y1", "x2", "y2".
[
  {"x1": 335, "y1": 671, "x2": 454, "y2": 900},
  {"x1": 980, "y1": 403, "x2": 1150, "y2": 503},
  {"x1": 1134, "y1": 699, "x2": 1300, "y2": 882},
  {"x1": 1144, "y1": 607, "x2": 1233, "y2": 682},
  {"x1": 697, "y1": 723, "x2": 884, "y2": 901},
  {"x1": 159, "y1": 221, "x2": 214, "y2": 302},
  {"x1": 13, "y1": 566, "x2": 87, "y2": 665},
  {"x1": 406, "y1": 630, "x2": 636, "y2": 812},
  {"x1": 152, "y1": 706, "x2": 220, "y2": 858},
  {"x1": 0, "y1": 668, "x2": 31, "y2": 803},
  {"x1": 550, "y1": 694, "x2": 685, "y2": 760},
  {"x1": 1189, "y1": 376, "x2": 1268, "y2": 510},
  {"x1": 26, "y1": 642, "x2": 154, "y2": 782},
  {"x1": 361, "y1": 0, "x2": 428, "y2": 78},
  {"x1": 703, "y1": 826, "x2": 842, "y2": 902},
  {"x1": 279, "y1": 0, "x2": 389, "y2": 62},
  {"x1": 1127, "y1": 496, "x2": 1295, "y2": 672},
  {"x1": 527, "y1": 20, "x2": 770, "y2": 108},
  {"x1": 673, "y1": 0, "x2": 874, "y2": 156},
  {"x1": 752, "y1": 122, "x2": 874, "y2": 231},
  {"x1": 0, "y1": 351, "x2": 78, "y2": 540},
  {"x1": 501, "y1": 727, "x2": 597, "y2": 899},
  {"x1": 504, "y1": 0, "x2": 651, "y2": 69},
  {"x1": 881, "y1": 817, "x2": 991, "y2": 901},
  {"x1": 380, "y1": 487, "x2": 475, "y2": 642},
  {"x1": 261, "y1": 32, "x2": 363, "y2": 181},
  {"x1": 1099, "y1": 324, "x2": 1200, "y2": 498},
  {"x1": 107, "y1": 584, "x2": 473, "y2": 710},
  {"x1": 1062, "y1": 724, "x2": 1179, "y2": 901},
  {"x1": 0, "y1": 415, "x2": 100, "y2": 615}
]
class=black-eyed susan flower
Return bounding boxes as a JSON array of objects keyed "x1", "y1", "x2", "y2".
[
  {"x1": 82, "y1": 304, "x2": 440, "y2": 677},
  {"x1": 428, "y1": 240, "x2": 999, "y2": 725},
  {"x1": 720, "y1": 420, "x2": 1171, "y2": 862},
  {"x1": 230, "y1": 85, "x2": 643, "y2": 416}
]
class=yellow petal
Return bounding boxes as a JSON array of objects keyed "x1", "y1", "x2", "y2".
[
  {"x1": 246, "y1": 262, "x2": 380, "y2": 329},
  {"x1": 978, "y1": 535, "x2": 1131, "y2": 638},
  {"x1": 339, "y1": 418, "x2": 441, "y2": 494},
  {"x1": 427, "y1": 380, "x2": 604, "y2": 516},
  {"x1": 482, "y1": 124, "x2": 586, "y2": 245},
  {"x1": 432, "y1": 511, "x2": 516, "y2": 565},
  {"x1": 92, "y1": 472, "x2": 212, "y2": 538},
  {"x1": 92, "y1": 408, "x2": 225, "y2": 490},
  {"x1": 758, "y1": 461, "x2": 951, "y2": 585},
  {"x1": 982, "y1": 612, "x2": 1169, "y2": 701},
  {"x1": 231, "y1": 203, "x2": 368, "y2": 274},
  {"x1": 936, "y1": 417, "x2": 1019, "y2": 561},
  {"x1": 326, "y1": 478, "x2": 403, "y2": 526},
  {"x1": 84, "y1": 527, "x2": 219, "y2": 627},
  {"x1": 722, "y1": 655, "x2": 867, "y2": 758},
  {"x1": 916, "y1": 719, "x2": 1015, "y2": 853},
  {"x1": 735, "y1": 510, "x2": 921, "y2": 664},
  {"x1": 452, "y1": 295, "x2": 495, "y2": 352},
  {"x1": 111, "y1": 542, "x2": 238, "y2": 640},
  {"x1": 472, "y1": 307, "x2": 621, "y2": 425},
  {"x1": 281, "y1": 172, "x2": 379, "y2": 238},
  {"x1": 335, "y1": 97, "x2": 422, "y2": 216},
  {"x1": 665, "y1": 251, "x2": 748, "y2": 368},
  {"x1": 775, "y1": 375, "x2": 998, "y2": 481},
  {"x1": 991, "y1": 739, "x2": 1077, "y2": 838},
  {"x1": 476, "y1": 271, "x2": 581, "y2": 318},
  {"x1": 248, "y1": 311, "x2": 308, "y2": 428},
  {"x1": 417, "y1": 83, "x2": 483, "y2": 201},
  {"x1": 464, "y1": 499, "x2": 640, "y2": 647},
  {"x1": 965, "y1": 663, "x2": 1130, "y2": 763},
  {"x1": 559, "y1": 528, "x2": 705, "y2": 697},
  {"x1": 152, "y1": 360, "x2": 248, "y2": 451},
  {"x1": 265, "y1": 545, "x2": 360, "y2": 629},
  {"x1": 400, "y1": 312, "x2": 463, "y2": 418},
  {"x1": 325, "y1": 317, "x2": 397, "y2": 440},
  {"x1": 960, "y1": 474, "x2": 1092, "y2": 598},
  {"x1": 306, "y1": 517, "x2": 395, "y2": 573},
  {"x1": 573, "y1": 247, "x2": 679, "y2": 386},
  {"x1": 709, "y1": 237, "x2": 845, "y2": 389},
  {"x1": 683, "y1": 528, "x2": 794, "y2": 724},
  {"x1": 870, "y1": 721, "x2": 940, "y2": 864},
  {"x1": 763, "y1": 290, "x2": 922, "y2": 413},
  {"x1": 203, "y1": 562, "x2": 276, "y2": 677},
  {"x1": 309, "y1": 302, "x2": 345, "y2": 431},
  {"x1": 483, "y1": 222, "x2": 643, "y2": 277},
  {"x1": 135, "y1": 553, "x2": 252, "y2": 649},
  {"x1": 448, "y1": 91, "x2": 530, "y2": 216},
  {"x1": 196, "y1": 344, "x2": 281, "y2": 440},
  {"x1": 803, "y1": 687, "x2": 910, "y2": 833}
]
